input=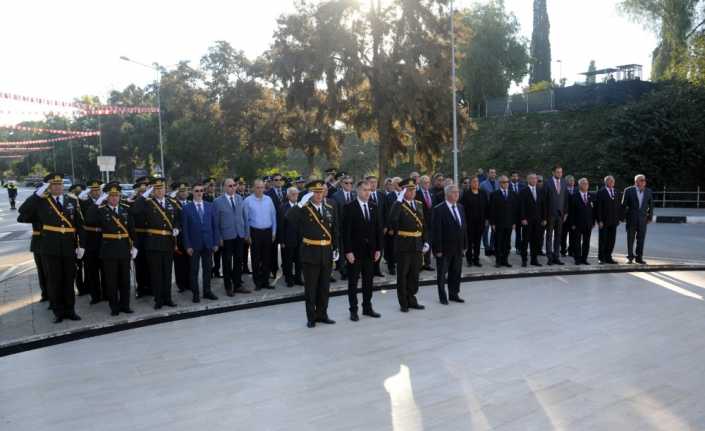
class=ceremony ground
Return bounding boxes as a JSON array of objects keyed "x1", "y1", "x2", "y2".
[{"x1": 3, "y1": 271, "x2": 705, "y2": 430}]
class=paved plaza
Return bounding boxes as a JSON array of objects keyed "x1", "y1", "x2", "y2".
[{"x1": 2, "y1": 271, "x2": 705, "y2": 430}]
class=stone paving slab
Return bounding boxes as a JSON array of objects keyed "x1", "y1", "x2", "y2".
[{"x1": 2, "y1": 249, "x2": 704, "y2": 355}]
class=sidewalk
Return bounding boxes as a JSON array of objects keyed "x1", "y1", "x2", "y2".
[
  {"x1": 654, "y1": 208, "x2": 705, "y2": 223},
  {"x1": 2, "y1": 250, "x2": 704, "y2": 355}
]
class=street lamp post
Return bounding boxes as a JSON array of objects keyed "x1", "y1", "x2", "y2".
[
  {"x1": 120, "y1": 56, "x2": 166, "y2": 178},
  {"x1": 450, "y1": 0, "x2": 459, "y2": 186}
]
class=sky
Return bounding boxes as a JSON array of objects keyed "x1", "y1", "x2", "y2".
[{"x1": 0, "y1": 0, "x2": 656, "y2": 115}]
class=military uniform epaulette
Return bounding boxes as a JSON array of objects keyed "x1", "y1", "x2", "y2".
[
  {"x1": 67, "y1": 193, "x2": 78, "y2": 200},
  {"x1": 415, "y1": 200, "x2": 423, "y2": 206},
  {"x1": 324, "y1": 202, "x2": 333, "y2": 209},
  {"x1": 99, "y1": 204, "x2": 107, "y2": 209}
]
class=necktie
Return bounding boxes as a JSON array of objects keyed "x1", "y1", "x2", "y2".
[
  {"x1": 345, "y1": 192, "x2": 350, "y2": 203},
  {"x1": 363, "y1": 203, "x2": 369, "y2": 222},
  {"x1": 371, "y1": 193, "x2": 376, "y2": 204},
  {"x1": 230, "y1": 196, "x2": 235, "y2": 210},
  {"x1": 197, "y1": 203, "x2": 203, "y2": 221},
  {"x1": 531, "y1": 187, "x2": 537, "y2": 201},
  {"x1": 555, "y1": 178, "x2": 560, "y2": 194},
  {"x1": 410, "y1": 201, "x2": 415, "y2": 211},
  {"x1": 424, "y1": 190, "x2": 431, "y2": 207},
  {"x1": 452, "y1": 205, "x2": 460, "y2": 225},
  {"x1": 609, "y1": 188, "x2": 613, "y2": 199},
  {"x1": 583, "y1": 193, "x2": 587, "y2": 204},
  {"x1": 55, "y1": 197, "x2": 62, "y2": 210},
  {"x1": 503, "y1": 190, "x2": 507, "y2": 200},
  {"x1": 513, "y1": 183, "x2": 518, "y2": 193}
]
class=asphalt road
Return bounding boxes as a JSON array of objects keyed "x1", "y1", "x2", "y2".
[{"x1": 0, "y1": 188, "x2": 36, "y2": 282}]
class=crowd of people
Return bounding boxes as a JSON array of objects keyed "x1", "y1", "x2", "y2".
[{"x1": 16, "y1": 165, "x2": 654, "y2": 327}]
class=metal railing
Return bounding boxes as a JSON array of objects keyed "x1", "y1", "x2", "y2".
[{"x1": 653, "y1": 187, "x2": 703, "y2": 208}]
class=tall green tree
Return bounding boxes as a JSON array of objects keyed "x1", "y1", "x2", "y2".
[
  {"x1": 585, "y1": 60, "x2": 597, "y2": 85},
  {"x1": 530, "y1": 0, "x2": 551, "y2": 84},
  {"x1": 458, "y1": 0, "x2": 529, "y2": 116}
]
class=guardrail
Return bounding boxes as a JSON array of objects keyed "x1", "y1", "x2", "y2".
[{"x1": 653, "y1": 187, "x2": 703, "y2": 208}]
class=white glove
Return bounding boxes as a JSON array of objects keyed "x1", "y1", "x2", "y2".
[
  {"x1": 95, "y1": 193, "x2": 108, "y2": 206},
  {"x1": 396, "y1": 190, "x2": 404, "y2": 202},
  {"x1": 332, "y1": 250, "x2": 340, "y2": 262},
  {"x1": 35, "y1": 182, "x2": 49, "y2": 197},
  {"x1": 143, "y1": 186, "x2": 154, "y2": 199},
  {"x1": 79, "y1": 189, "x2": 90, "y2": 200},
  {"x1": 422, "y1": 242, "x2": 430, "y2": 253},
  {"x1": 298, "y1": 192, "x2": 313, "y2": 207},
  {"x1": 169, "y1": 190, "x2": 177, "y2": 198},
  {"x1": 130, "y1": 247, "x2": 138, "y2": 260},
  {"x1": 76, "y1": 247, "x2": 85, "y2": 259},
  {"x1": 172, "y1": 228, "x2": 180, "y2": 237}
]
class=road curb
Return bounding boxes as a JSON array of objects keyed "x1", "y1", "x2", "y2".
[
  {"x1": 655, "y1": 215, "x2": 705, "y2": 224},
  {"x1": 2, "y1": 263, "x2": 704, "y2": 358}
]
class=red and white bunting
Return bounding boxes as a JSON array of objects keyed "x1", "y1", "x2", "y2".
[
  {"x1": 0, "y1": 92, "x2": 159, "y2": 117},
  {"x1": 0, "y1": 146, "x2": 53, "y2": 153},
  {"x1": 0, "y1": 92, "x2": 86, "y2": 109},
  {"x1": 0, "y1": 125, "x2": 100, "y2": 137},
  {"x1": 0, "y1": 135, "x2": 92, "y2": 147}
]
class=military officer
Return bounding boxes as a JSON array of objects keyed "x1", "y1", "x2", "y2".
[
  {"x1": 290, "y1": 180, "x2": 339, "y2": 328},
  {"x1": 129, "y1": 177, "x2": 180, "y2": 309},
  {"x1": 129, "y1": 176, "x2": 151, "y2": 298},
  {"x1": 17, "y1": 184, "x2": 50, "y2": 305},
  {"x1": 87, "y1": 182, "x2": 137, "y2": 315},
  {"x1": 171, "y1": 182, "x2": 191, "y2": 293},
  {"x1": 387, "y1": 178, "x2": 429, "y2": 312},
  {"x1": 21, "y1": 173, "x2": 85, "y2": 323},
  {"x1": 80, "y1": 179, "x2": 105, "y2": 304},
  {"x1": 68, "y1": 183, "x2": 88, "y2": 296}
]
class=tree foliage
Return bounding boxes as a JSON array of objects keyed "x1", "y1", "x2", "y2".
[{"x1": 530, "y1": 0, "x2": 551, "y2": 84}]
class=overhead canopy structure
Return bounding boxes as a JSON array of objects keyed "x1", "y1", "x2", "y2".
[{"x1": 580, "y1": 64, "x2": 643, "y2": 83}]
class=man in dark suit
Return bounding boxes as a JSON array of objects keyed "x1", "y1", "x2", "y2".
[
  {"x1": 561, "y1": 175, "x2": 577, "y2": 257},
  {"x1": 622, "y1": 174, "x2": 654, "y2": 264},
  {"x1": 569, "y1": 178, "x2": 596, "y2": 265},
  {"x1": 384, "y1": 177, "x2": 402, "y2": 275},
  {"x1": 266, "y1": 173, "x2": 286, "y2": 279},
  {"x1": 543, "y1": 165, "x2": 569, "y2": 265},
  {"x1": 182, "y1": 183, "x2": 220, "y2": 302},
  {"x1": 509, "y1": 172, "x2": 525, "y2": 255},
  {"x1": 518, "y1": 173, "x2": 545, "y2": 267},
  {"x1": 343, "y1": 180, "x2": 383, "y2": 321},
  {"x1": 432, "y1": 184, "x2": 467, "y2": 304},
  {"x1": 331, "y1": 175, "x2": 356, "y2": 280},
  {"x1": 461, "y1": 176, "x2": 488, "y2": 267},
  {"x1": 489, "y1": 176, "x2": 519, "y2": 267},
  {"x1": 280, "y1": 187, "x2": 303, "y2": 287},
  {"x1": 366, "y1": 175, "x2": 386, "y2": 277},
  {"x1": 595, "y1": 175, "x2": 622, "y2": 264},
  {"x1": 416, "y1": 175, "x2": 435, "y2": 271}
]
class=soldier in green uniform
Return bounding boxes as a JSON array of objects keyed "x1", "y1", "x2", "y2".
[
  {"x1": 17, "y1": 184, "x2": 50, "y2": 305},
  {"x1": 387, "y1": 178, "x2": 429, "y2": 312},
  {"x1": 87, "y1": 182, "x2": 137, "y2": 315},
  {"x1": 80, "y1": 180, "x2": 105, "y2": 304},
  {"x1": 21, "y1": 173, "x2": 85, "y2": 323},
  {"x1": 171, "y1": 182, "x2": 191, "y2": 293},
  {"x1": 289, "y1": 180, "x2": 339, "y2": 328},
  {"x1": 129, "y1": 177, "x2": 180, "y2": 309},
  {"x1": 129, "y1": 176, "x2": 151, "y2": 298}
]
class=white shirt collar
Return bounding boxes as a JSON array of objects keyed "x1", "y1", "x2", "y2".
[
  {"x1": 445, "y1": 200, "x2": 457, "y2": 209},
  {"x1": 357, "y1": 198, "x2": 368, "y2": 207}
]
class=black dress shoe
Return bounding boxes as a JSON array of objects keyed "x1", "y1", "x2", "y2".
[
  {"x1": 554, "y1": 260, "x2": 565, "y2": 265},
  {"x1": 286, "y1": 282, "x2": 294, "y2": 287},
  {"x1": 204, "y1": 292, "x2": 219, "y2": 300},
  {"x1": 503, "y1": 263, "x2": 512, "y2": 268},
  {"x1": 636, "y1": 258, "x2": 647, "y2": 264},
  {"x1": 154, "y1": 304, "x2": 162, "y2": 310},
  {"x1": 409, "y1": 304, "x2": 425, "y2": 310},
  {"x1": 265, "y1": 284, "x2": 275, "y2": 290},
  {"x1": 53, "y1": 316, "x2": 63, "y2": 324},
  {"x1": 40, "y1": 297, "x2": 49, "y2": 302},
  {"x1": 294, "y1": 279, "x2": 305, "y2": 286},
  {"x1": 388, "y1": 268, "x2": 396, "y2": 275},
  {"x1": 319, "y1": 317, "x2": 336, "y2": 324},
  {"x1": 627, "y1": 259, "x2": 634, "y2": 264},
  {"x1": 65, "y1": 313, "x2": 82, "y2": 321},
  {"x1": 400, "y1": 307, "x2": 409, "y2": 313},
  {"x1": 521, "y1": 261, "x2": 527, "y2": 267},
  {"x1": 89, "y1": 298, "x2": 101, "y2": 305},
  {"x1": 373, "y1": 271, "x2": 384, "y2": 277},
  {"x1": 574, "y1": 260, "x2": 582, "y2": 265},
  {"x1": 608, "y1": 259, "x2": 619, "y2": 264},
  {"x1": 164, "y1": 301, "x2": 177, "y2": 307},
  {"x1": 450, "y1": 296, "x2": 465, "y2": 303},
  {"x1": 583, "y1": 261, "x2": 591, "y2": 265},
  {"x1": 307, "y1": 321, "x2": 316, "y2": 328},
  {"x1": 329, "y1": 276, "x2": 337, "y2": 283},
  {"x1": 362, "y1": 309, "x2": 381, "y2": 318},
  {"x1": 495, "y1": 264, "x2": 503, "y2": 268},
  {"x1": 121, "y1": 308, "x2": 134, "y2": 314},
  {"x1": 547, "y1": 260, "x2": 554, "y2": 266},
  {"x1": 473, "y1": 262, "x2": 482, "y2": 267},
  {"x1": 350, "y1": 312, "x2": 359, "y2": 322},
  {"x1": 423, "y1": 266, "x2": 435, "y2": 271},
  {"x1": 111, "y1": 310, "x2": 119, "y2": 316},
  {"x1": 530, "y1": 260, "x2": 542, "y2": 267},
  {"x1": 192, "y1": 297, "x2": 201, "y2": 303}
]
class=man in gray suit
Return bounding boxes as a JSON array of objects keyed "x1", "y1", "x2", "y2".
[
  {"x1": 542, "y1": 164, "x2": 569, "y2": 265},
  {"x1": 622, "y1": 174, "x2": 654, "y2": 264},
  {"x1": 214, "y1": 178, "x2": 251, "y2": 296}
]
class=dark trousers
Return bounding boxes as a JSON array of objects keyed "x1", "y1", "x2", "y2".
[
  {"x1": 147, "y1": 251, "x2": 173, "y2": 306},
  {"x1": 190, "y1": 248, "x2": 213, "y2": 299},
  {"x1": 571, "y1": 227, "x2": 592, "y2": 263},
  {"x1": 482, "y1": 225, "x2": 495, "y2": 253},
  {"x1": 521, "y1": 222, "x2": 542, "y2": 262},
  {"x1": 270, "y1": 241, "x2": 280, "y2": 276},
  {"x1": 545, "y1": 216, "x2": 563, "y2": 261},
  {"x1": 561, "y1": 220, "x2": 573, "y2": 256},
  {"x1": 303, "y1": 261, "x2": 332, "y2": 322},
  {"x1": 384, "y1": 233, "x2": 396, "y2": 270},
  {"x1": 494, "y1": 227, "x2": 512, "y2": 265},
  {"x1": 436, "y1": 254, "x2": 462, "y2": 301},
  {"x1": 9, "y1": 198, "x2": 16, "y2": 209},
  {"x1": 598, "y1": 225, "x2": 617, "y2": 262},
  {"x1": 466, "y1": 220, "x2": 483, "y2": 264},
  {"x1": 250, "y1": 227, "x2": 273, "y2": 288},
  {"x1": 34, "y1": 252, "x2": 48, "y2": 300},
  {"x1": 222, "y1": 237, "x2": 244, "y2": 291},
  {"x1": 212, "y1": 248, "x2": 222, "y2": 276},
  {"x1": 347, "y1": 255, "x2": 374, "y2": 312},
  {"x1": 174, "y1": 248, "x2": 191, "y2": 291},
  {"x1": 44, "y1": 255, "x2": 76, "y2": 318},
  {"x1": 134, "y1": 237, "x2": 151, "y2": 294},
  {"x1": 282, "y1": 244, "x2": 302, "y2": 284},
  {"x1": 75, "y1": 258, "x2": 86, "y2": 295},
  {"x1": 84, "y1": 251, "x2": 102, "y2": 302},
  {"x1": 242, "y1": 241, "x2": 251, "y2": 273},
  {"x1": 514, "y1": 224, "x2": 522, "y2": 252},
  {"x1": 396, "y1": 251, "x2": 421, "y2": 308},
  {"x1": 627, "y1": 220, "x2": 648, "y2": 259},
  {"x1": 103, "y1": 259, "x2": 130, "y2": 312}
]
